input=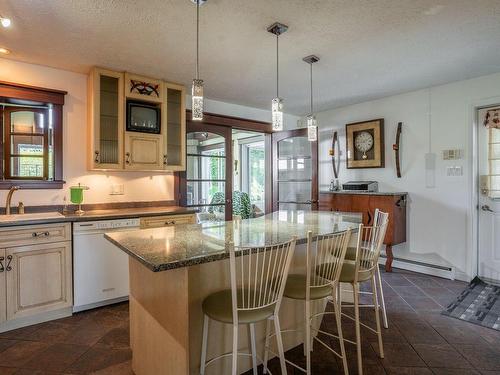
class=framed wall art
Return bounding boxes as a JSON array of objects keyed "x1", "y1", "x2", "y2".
[{"x1": 346, "y1": 118, "x2": 385, "y2": 168}]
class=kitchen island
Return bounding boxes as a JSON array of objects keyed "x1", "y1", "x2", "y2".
[{"x1": 105, "y1": 210, "x2": 361, "y2": 375}]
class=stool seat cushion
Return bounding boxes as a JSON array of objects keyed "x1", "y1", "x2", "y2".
[
  {"x1": 202, "y1": 289, "x2": 275, "y2": 324},
  {"x1": 339, "y1": 261, "x2": 372, "y2": 283},
  {"x1": 283, "y1": 274, "x2": 333, "y2": 300}
]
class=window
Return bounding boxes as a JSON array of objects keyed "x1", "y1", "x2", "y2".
[
  {"x1": 240, "y1": 139, "x2": 265, "y2": 212},
  {"x1": 488, "y1": 126, "x2": 500, "y2": 198},
  {"x1": 0, "y1": 82, "x2": 66, "y2": 189}
]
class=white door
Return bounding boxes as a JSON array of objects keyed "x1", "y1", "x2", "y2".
[{"x1": 478, "y1": 106, "x2": 500, "y2": 282}]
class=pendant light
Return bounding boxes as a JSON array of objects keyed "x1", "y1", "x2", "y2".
[
  {"x1": 267, "y1": 22, "x2": 288, "y2": 131},
  {"x1": 191, "y1": 0, "x2": 206, "y2": 121},
  {"x1": 303, "y1": 55, "x2": 319, "y2": 141}
]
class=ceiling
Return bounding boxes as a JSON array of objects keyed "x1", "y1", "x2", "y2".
[{"x1": 1, "y1": 0, "x2": 500, "y2": 115}]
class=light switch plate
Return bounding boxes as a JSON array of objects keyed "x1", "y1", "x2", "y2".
[{"x1": 110, "y1": 184, "x2": 124, "y2": 195}]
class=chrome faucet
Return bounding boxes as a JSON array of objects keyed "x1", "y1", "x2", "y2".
[{"x1": 5, "y1": 186, "x2": 20, "y2": 215}]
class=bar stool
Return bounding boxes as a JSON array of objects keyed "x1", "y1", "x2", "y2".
[
  {"x1": 342, "y1": 209, "x2": 390, "y2": 328},
  {"x1": 335, "y1": 210, "x2": 389, "y2": 375},
  {"x1": 263, "y1": 229, "x2": 352, "y2": 375},
  {"x1": 200, "y1": 237, "x2": 297, "y2": 375}
]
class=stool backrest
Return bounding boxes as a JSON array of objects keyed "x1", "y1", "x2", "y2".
[
  {"x1": 229, "y1": 237, "x2": 296, "y2": 324},
  {"x1": 354, "y1": 209, "x2": 389, "y2": 278},
  {"x1": 306, "y1": 229, "x2": 352, "y2": 300}
]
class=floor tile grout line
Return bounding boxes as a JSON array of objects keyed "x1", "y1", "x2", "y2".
[
  {"x1": 402, "y1": 275, "x2": 446, "y2": 309},
  {"x1": 382, "y1": 277, "x2": 417, "y2": 313}
]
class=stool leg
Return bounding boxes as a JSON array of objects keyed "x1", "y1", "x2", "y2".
[
  {"x1": 232, "y1": 323, "x2": 238, "y2": 375},
  {"x1": 353, "y1": 282, "x2": 363, "y2": 375},
  {"x1": 273, "y1": 315, "x2": 287, "y2": 375},
  {"x1": 200, "y1": 314, "x2": 209, "y2": 375},
  {"x1": 332, "y1": 287, "x2": 348, "y2": 375},
  {"x1": 263, "y1": 318, "x2": 271, "y2": 374},
  {"x1": 376, "y1": 266, "x2": 388, "y2": 328},
  {"x1": 305, "y1": 300, "x2": 311, "y2": 374},
  {"x1": 248, "y1": 323, "x2": 258, "y2": 375},
  {"x1": 372, "y1": 275, "x2": 385, "y2": 358}
]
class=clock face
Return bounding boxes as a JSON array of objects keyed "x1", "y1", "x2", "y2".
[{"x1": 354, "y1": 131, "x2": 374, "y2": 153}]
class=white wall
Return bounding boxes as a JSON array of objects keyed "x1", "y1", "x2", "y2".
[
  {"x1": 0, "y1": 58, "x2": 298, "y2": 207},
  {"x1": 293, "y1": 72, "x2": 500, "y2": 281}
]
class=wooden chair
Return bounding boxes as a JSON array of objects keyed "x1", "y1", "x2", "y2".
[
  {"x1": 200, "y1": 237, "x2": 296, "y2": 375},
  {"x1": 263, "y1": 229, "x2": 352, "y2": 375}
]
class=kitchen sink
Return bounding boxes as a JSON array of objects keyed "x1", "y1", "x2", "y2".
[{"x1": 0, "y1": 212, "x2": 64, "y2": 223}]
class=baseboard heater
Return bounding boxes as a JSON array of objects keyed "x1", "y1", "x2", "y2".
[{"x1": 379, "y1": 254, "x2": 455, "y2": 280}]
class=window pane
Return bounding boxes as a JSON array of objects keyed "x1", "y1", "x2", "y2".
[
  {"x1": 278, "y1": 202, "x2": 311, "y2": 211},
  {"x1": 196, "y1": 207, "x2": 225, "y2": 223},
  {"x1": 490, "y1": 143, "x2": 500, "y2": 160},
  {"x1": 278, "y1": 157, "x2": 312, "y2": 180},
  {"x1": 248, "y1": 145, "x2": 265, "y2": 211},
  {"x1": 186, "y1": 181, "x2": 225, "y2": 206},
  {"x1": 10, "y1": 156, "x2": 44, "y2": 178},
  {"x1": 278, "y1": 136, "x2": 311, "y2": 158},
  {"x1": 10, "y1": 111, "x2": 44, "y2": 134},
  {"x1": 187, "y1": 132, "x2": 225, "y2": 156},
  {"x1": 11, "y1": 135, "x2": 44, "y2": 155},
  {"x1": 278, "y1": 181, "x2": 311, "y2": 203},
  {"x1": 187, "y1": 155, "x2": 226, "y2": 180}
]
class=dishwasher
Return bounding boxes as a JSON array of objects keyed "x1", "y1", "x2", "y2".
[{"x1": 72, "y1": 218, "x2": 140, "y2": 312}]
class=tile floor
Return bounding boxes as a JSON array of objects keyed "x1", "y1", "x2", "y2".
[{"x1": 0, "y1": 268, "x2": 499, "y2": 374}]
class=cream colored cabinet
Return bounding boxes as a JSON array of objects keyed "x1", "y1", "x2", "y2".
[
  {"x1": 140, "y1": 214, "x2": 196, "y2": 229},
  {"x1": 6, "y1": 241, "x2": 72, "y2": 321},
  {"x1": 124, "y1": 132, "x2": 164, "y2": 170},
  {"x1": 163, "y1": 83, "x2": 186, "y2": 171},
  {"x1": 0, "y1": 223, "x2": 72, "y2": 332},
  {"x1": 88, "y1": 67, "x2": 124, "y2": 170}
]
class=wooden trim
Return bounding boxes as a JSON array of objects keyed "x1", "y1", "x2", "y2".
[
  {"x1": 0, "y1": 81, "x2": 66, "y2": 105},
  {"x1": 186, "y1": 110, "x2": 272, "y2": 133},
  {"x1": 0, "y1": 181, "x2": 64, "y2": 190},
  {"x1": 272, "y1": 128, "x2": 318, "y2": 211},
  {"x1": 264, "y1": 133, "x2": 272, "y2": 214}
]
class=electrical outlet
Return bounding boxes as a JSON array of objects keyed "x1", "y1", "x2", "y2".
[
  {"x1": 110, "y1": 184, "x2": 124, "y2": 195},
  {"x1": 446, "y1": 166, "x2": 463, "y2": 176}
]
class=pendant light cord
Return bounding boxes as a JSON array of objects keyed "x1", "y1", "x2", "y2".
[
  {"x1": 196, "y1": 0, "x2": 200, "y2": 80},
  {"x1": 310, "y1": 63, "x2": 313, "y2": 115},
  {"x1": 276, "y1": 34, "x2": 279, "y2": 98}
]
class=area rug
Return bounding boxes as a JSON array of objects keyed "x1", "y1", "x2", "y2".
[{"x1": 442, "y1": 277, "x2": 500, "y2": 331}]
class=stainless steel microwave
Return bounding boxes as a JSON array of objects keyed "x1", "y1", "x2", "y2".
[{"x1": 126, "y1": 101, "x2": 161, "y2": 134}]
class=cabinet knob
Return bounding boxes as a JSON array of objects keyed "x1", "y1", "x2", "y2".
[
  {"x1": 125, "y1": 152, "x2": 131, "y2": 165},
  {"x1": 94, "y1": 151, "x2": 100, "y2": 163},
  {"x1": 163, "y1": 155, "x2": 168, "y2": 166}
]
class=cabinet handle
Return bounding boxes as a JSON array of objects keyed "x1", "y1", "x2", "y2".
[
  {"x1": 367, "y1": 211, "x2": 372, "y2": 225},
  {"x1": 0, "y1": 256, "x2": 4, "y2": 273},
  {"x1": 125, "y1": 152, "x2": 131, "y2": 165},
  {"x1": 32, "y1": 231, "x2": 50, "y2": 238},
  {"x1": 94, "y1": 150, "x2": 100, "y2": 163},
  {"x1": 6, "y1": 255, "x2": 13, "y2": 272},
  {"x1": 163, "y1": 154, "x2": 168, "y2": 165},
  {"x1": 164, "y1": 220, "x2": 176, "y2": 225}
]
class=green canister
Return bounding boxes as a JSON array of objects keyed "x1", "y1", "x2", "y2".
[{"x1": 69, "y1": 183, "x2": 89, "y2": 215}]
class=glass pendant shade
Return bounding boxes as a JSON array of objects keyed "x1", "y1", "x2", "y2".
[
  {"x1": 272, "y1": 97, "x2": 284, "y2": 131},
  {"x1": 307, "y1": 114, "x2": 317, "y2": 141},
  {"x1": 192, "y1": 79, "x2": 204, "y2": 121}
]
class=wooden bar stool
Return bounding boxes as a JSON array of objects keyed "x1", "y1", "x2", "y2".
[
  {"x1": 200, "y1": 237, "x2": 297, "y2": 375},
  {"x1": 263, "y1": 229, "x2": 352, "y2": 375}
]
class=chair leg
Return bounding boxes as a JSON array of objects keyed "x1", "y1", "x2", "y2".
[
  {"x1": 332, "y1": 288, "x2": 349, "y2": 375},
  {"x1": 263, "y1": 318, "x2": 272, "y2": 374},
  {"x1": 376, "y1": 266, "x2": 388, "y2": 328},
  {"x1": 305, "y1": 300, "x2": 312, "y2": 375},
  {"x1": 232, "y1": 324, "x2": 239, "y2": 375},
  {"x1": 371, "y1": 275, "x2": 385, "y2": 358},
  {"x1": 273, "y1": 315, "x2": 287, "y2": 375},
  {"x1": 248, "y1": 323, "x2": 258, "y2": 375},
  {"x1": 200, "y1": 314, "x2": 209, "y2": 375},
  {"x1": 353, "y1": 282, "x2": 363, "y2": 375}
]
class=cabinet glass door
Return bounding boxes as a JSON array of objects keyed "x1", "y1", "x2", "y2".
[
  {"x1": 272, "y1": 128, "x2": 318, "y2": 211},
  {"x1": 164, "y1": 83, "x2": 186, "y2": 170}
]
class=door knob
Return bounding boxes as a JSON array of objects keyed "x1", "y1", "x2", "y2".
[{"x1": 481, "y1": 205, "x2": 495, "y2": 212}]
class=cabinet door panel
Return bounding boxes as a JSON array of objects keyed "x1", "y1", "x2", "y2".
[
  {"x1": 351, "y1": 195, "x2": 371, "y2": 225},
  {"x1": 125, "y1": 133, "x2": 163, "y2": 170},
  {"x1": 6, "y1": 242, "x2": 72, "y2": 320}
]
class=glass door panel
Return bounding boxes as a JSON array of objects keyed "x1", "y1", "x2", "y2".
[{"x1": 272, "y1": 128, "x2": 318, "y2": 211}]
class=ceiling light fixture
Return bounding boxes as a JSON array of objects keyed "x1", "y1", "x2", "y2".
[
  {"x1": 191, "y1": 0, "x2": 206, "y2": 121},
  {"x1": 0, "y1": 47, "x2": 10, "y2": 54},
  {"x1": 0, "y1": 16, "x2": 11, "y2": 28},
  {"x1": 267, "y1": 22, "x2": 288, "y2": 132},
  {"x1": 303, "y1": 55, "x2": 319, "y2": 141}
]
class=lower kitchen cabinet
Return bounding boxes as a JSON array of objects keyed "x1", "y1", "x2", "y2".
[{"x1": 140, "y1": 213, "x2": 196, "y2": 229}]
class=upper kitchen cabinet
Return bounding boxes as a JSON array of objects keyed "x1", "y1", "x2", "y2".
[
  {"x1": 163, "y1": 83, "x2": 186, "y2": 171},
  {"x1": 88, "y1": 68, "x2": 186, "y2": 172},
  {"x1": 88, "y1": 67, "x2": 124, "y2": 170}
]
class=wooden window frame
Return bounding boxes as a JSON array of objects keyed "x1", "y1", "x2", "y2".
[{"x1": 0, "y1": 81, "x2": 66, "y2": 189}]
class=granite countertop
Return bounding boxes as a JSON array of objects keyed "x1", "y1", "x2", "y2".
[
  {"x1": 105, "y1": 210, "x2": 362, "y2": 272},
  {"x1": 320, "y1": 191, "x2": 408, "y2": 196},
  {"x1": 0, "y1": 206, "x2": 197, "y2": 228}
]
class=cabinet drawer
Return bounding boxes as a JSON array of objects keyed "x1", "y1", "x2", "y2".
[
  {"x1": 0, "y1": 223, "x2": 71, "y2": 247},
  {"x1": 140, "y1": 214, "x2": 195, "y2": 229}
]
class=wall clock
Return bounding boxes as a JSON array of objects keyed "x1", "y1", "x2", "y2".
[{"x1": 346, "y1": 118, "x2": 385, "y2": 168}]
